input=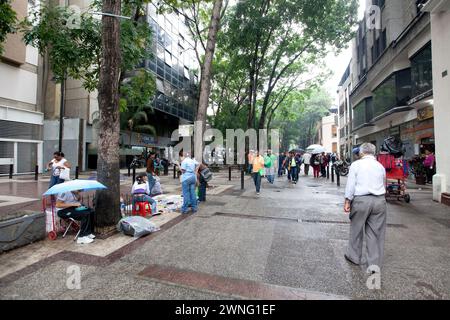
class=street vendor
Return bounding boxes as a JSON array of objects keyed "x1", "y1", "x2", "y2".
[
  {"x1": 55, "y1": 190, "x2": 95, "y2": 245},
  {"x1": 131, "y1": 172, "x2": 157, "y2": 213}
]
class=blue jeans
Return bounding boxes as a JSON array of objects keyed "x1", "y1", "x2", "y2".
[
  {"x1": 181, "y1": 175, "x2": 197, "y2": 213},
  {"x1": 267, "y1": 175, "x2": 275, "y2": 184},
  {"x1": 146, "y1": 173, "x2": 156, "y2": 194},
  {"x1": 252, "y1": 172, "x2": 261, "y2": 193},
  {"x1": 49, "y1": 175, "x2": 64, "y2": 188},
  {"x1": 290, "y1": 167, "x2": 298, "y2": 182},
  {"x1": 132, "y1": 194, "x2": 157, "y2": 213}
]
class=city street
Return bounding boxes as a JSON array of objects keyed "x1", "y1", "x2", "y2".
[{"x1": 0, "y1": 169, "x2": 449, "y2": 300}]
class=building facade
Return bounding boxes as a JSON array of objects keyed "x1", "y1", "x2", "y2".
[
  {"x1": 42, "y1": 1, "x2": 200, "y2": 170},
  {"x1": 350, "y1": 0, "x2": 434, "y2": 160},
  {"x1": 337, "y1": 62, "x2": 353, "y2": 161},
  {"x1": 316, "y1": 112, "x2": 339, "y2": 154},
  {"x1": 0, "y1": 0, "x2": 44, "y2": 175},
  {"x1": 423, "y1": 0, "x2": 450, "y2": 203}
]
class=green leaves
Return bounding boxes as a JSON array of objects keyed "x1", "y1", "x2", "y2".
[{"x1": 0, "y1": 0, "x2": 17, "y2": 55}]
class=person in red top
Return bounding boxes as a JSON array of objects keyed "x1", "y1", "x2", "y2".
[{"x1": 423, "y1": 150, "x2": 436, "y2": 184}]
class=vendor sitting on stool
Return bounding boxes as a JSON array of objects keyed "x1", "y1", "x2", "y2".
[
  {"x1": 56, "y1": 190, "x2": 95, "y2": 244},
  {"x1": 131, "y1": 172, "x2": 157, "y2": 214}
]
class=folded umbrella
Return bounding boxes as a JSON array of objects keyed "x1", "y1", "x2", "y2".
[{"x1": 43, "y1": 179, "x2": 107, "y2": 196}]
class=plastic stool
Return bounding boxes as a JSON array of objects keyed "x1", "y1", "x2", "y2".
[{"x1": 132, "y1": 201, "x2": 152, "y2": 217}]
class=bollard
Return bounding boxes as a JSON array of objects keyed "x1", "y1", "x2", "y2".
[
  {"x1": 35, "y1": 165, "x2": 39, "y2": 181},
  {"x1": 9, "y1": 164, "x2": 13, "y2": 179},
  {"x1": 241, "y1": 167, "x2": 244, "y2": 190},
  {"x1": 132, "y1": 167, "x2": 136, "y2": 183},
  {"x1": 75, "y1": 166, "x2": 79, "y2": 179},
  {"x1": 173, "y1": 164, "x2": 176, "y2": 179},
  {"x1": 331, "y1": 166, "x2": 335, "y2": 183},
  {"x1": 336, "y1": 169, "x2": 340, "y2": 187},
  {"x1": 326, "y1": 165, "x2": 330, "y2": 180},
  {"x1": 128, "y1": 167, "x2": 131, "y2": 177},
  {"x1": 229, "y1": 166, "x2": 232, "y2": 181}
]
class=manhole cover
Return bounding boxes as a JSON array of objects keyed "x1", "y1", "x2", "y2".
[{"x1": 306, "y1": 185, "x2": 320, "y2": 188}]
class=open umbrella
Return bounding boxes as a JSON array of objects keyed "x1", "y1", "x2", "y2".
[
  {"x1": 306, "y1": 144, "x2": 326, "y2": 154},
  {"x1": 43, "y1": 179, "x2": 107, "y2": 196}
]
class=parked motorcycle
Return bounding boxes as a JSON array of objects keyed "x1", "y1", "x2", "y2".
[{"x1": 333, "y1": 159, "x2": 350, "y2": 176}]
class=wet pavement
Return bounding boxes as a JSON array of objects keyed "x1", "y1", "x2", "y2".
[{"x1": 0, "y1": 168, "x2": 449, "y2": 300}]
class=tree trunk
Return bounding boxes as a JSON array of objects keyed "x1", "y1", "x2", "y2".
[
  {"x1": 95, "y1": 0, "x2": 122, "y2": 232},
  {"x1": 195, "y1": 0, "x2": 223, "y2": 161}
]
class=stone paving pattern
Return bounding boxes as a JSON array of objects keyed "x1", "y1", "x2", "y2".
[{"x1": 0, "y1": 167, "x2": 449, "y2": 300}]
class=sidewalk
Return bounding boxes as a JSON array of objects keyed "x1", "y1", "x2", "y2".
[{"x1": 0, "y1": 169, "x2": 449, "y2": 300}]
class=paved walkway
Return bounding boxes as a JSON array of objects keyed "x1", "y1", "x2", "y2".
[{"x1": 0, "y1": 169, "x2": 449, "y2": 300}]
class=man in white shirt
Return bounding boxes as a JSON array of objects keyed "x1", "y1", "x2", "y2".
[
  {"x1": 302, "y1": 152, "x2": 311, "y2": 176},
  {"x1": 344, "y1": 143, "x2": 387, "y2": 273}
]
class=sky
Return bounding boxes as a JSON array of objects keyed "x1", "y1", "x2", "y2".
[{"x1": 323, "y1": 0, "x2": 366, "y2": 106}]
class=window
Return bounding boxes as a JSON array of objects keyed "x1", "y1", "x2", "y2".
[
  {"x1": 411, "y1": 43, "x2": 432, "y2": 98},
  {"x1": 372, "y1": 69, "x2": 411, "y2": 118},
  {"x1": 184, "y1": 67, "x2": 190, "y2": 80}
]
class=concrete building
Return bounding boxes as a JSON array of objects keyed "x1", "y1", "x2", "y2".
[
  {"x1": 337, "y1": 62, "x2": 353, "y2": 161},
  {"x1": 423, "y1": 0, "x2": 450, "y2": 203},
  {"x1": 316, "y1": 112, "x2": 339, "y2": 154},
  {"x1": 350, "y1": 0, "x2": 434, "y2": 160},
  {"x1": 0, "y1": 0, "x2": 44, "y2": 175},
  {"x1": 41, "y1": 1, "x2": 200, "y2": 170}
]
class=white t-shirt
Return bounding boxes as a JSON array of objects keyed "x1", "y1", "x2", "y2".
[
  {"x1": 51, "y1": 158, "x2": 67, "y2": 176},
  {"x1": 56, "y1": 192, "x2": 79, "y2": 211},
  {"x1": 132, "y1": 181, "x2": 150, "y2": 195}
]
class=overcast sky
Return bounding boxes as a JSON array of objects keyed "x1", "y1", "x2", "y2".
[{"x1": 323, "y1": 0, "x2": 366, "y2": 106}]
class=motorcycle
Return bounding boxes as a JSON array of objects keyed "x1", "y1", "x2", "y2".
[{"x1": 333, "y1": 159, "x2": 350, "y2": 176}]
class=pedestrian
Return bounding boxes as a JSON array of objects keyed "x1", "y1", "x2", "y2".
[
  {"x1": 294, "y1": 153, "x2": 302, "y2": 182},
  {"x1": 131, "y1": 172, "x2": 157, "y2": 214},
  {"x1": 264, "y1": 149, "x2": 277, "y2": 184},
  {"x1": 47, "y1": 151, "x2": 71, "y2": 188},
  {"x1": 251, "y1": 150, "x2": 265, "y2": 195},
  {"x1": 320, "y1": 152, "x2": 328, "y2": 178},
  {"x1": 55, "y1": 190, "x2": 95, "y2": 244},
  {"x1": 423, "y1": 149, "x2": 436, "y2": 184},
  {"x1": 197, "y1": 162, "x2": 209, "y2": 202},
  {"x1": 180, "y1": 152, "x2": 199, "y2": 214},
  {"x1": 302, "y1": 152, "x2": 311, "y2": 176},
  {"x1": 247, "y1": 150, "x2": 254, "y2": 175},
  {"x1": 146, "y1": 152, "x2": 157, "y2": 194},
  {"x1": 288, "y1": 152, "x2": 298, "y2": 184},
  {"x1": 311, "y1": 153, "x2": 321, "y2": 178},
  {"x1": 278, "y1": 152, "x2": 286, "y2": 177},
  {"x1": 344, "y1": 143, "x2": 387, "y2": 273}
]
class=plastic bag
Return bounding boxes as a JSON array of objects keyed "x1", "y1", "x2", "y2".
[
  {"x1": 116, "y1": 216, "x2": 160, "y2": 238},
  {"x1": 59, "y1": 167, "x2": 70, "y2": 180},
  {"x1": 381, "y1": 136, "x2": 405, "y2": 158}
]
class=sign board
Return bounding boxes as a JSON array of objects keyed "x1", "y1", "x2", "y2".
[
  {"x1": 0, "y1": 158, "x2": 14, "y2": 165},
  {"x1": 179, "y1": 124, "x2": 194, "y2": 137},
  {"x1": 417, "y1": 106, "x2": 434, "y2": 121}
]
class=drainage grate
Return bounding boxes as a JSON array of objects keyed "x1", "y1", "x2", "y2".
[
  {"x1": 214, "y1": 212, "x2": 298, "y2": 222},
  {"x1": 301, "y1": 219, "x2": 349, "y2": 225}
]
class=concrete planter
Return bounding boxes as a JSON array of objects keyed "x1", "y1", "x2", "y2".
[{"x1": 0, "y1": 211, "x2": 45, "y2": 253}]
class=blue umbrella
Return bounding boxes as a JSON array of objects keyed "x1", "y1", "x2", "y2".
[{"x1": 43, "y1": 179, "x2": 107, "y2": 196}]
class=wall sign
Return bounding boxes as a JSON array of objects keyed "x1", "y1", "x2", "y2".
[{"x1": 417, "y1": 106, "x2": 434, "y2": 121}]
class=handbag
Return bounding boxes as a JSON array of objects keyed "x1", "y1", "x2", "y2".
[
  {"x1": 59, "y1": 167, "x2": 71, "y2": 181},
  {"x1": 200, "y1": 167, "x2": 213, "y2": 182}
]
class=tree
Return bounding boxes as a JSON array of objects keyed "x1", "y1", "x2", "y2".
[
  {"x1": 21, "y1": 1, "x2": 156, "y2": 230},
  {"x1": 0, "y1": 0, "x2": 16, "y2": 55},
  {"x1": 219, "y1": 0, "x2": 358, "y2": 132}
]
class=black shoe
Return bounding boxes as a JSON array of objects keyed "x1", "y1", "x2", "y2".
[{"x1": 344, "y1": 254, "x2": 360, "y2": 266}]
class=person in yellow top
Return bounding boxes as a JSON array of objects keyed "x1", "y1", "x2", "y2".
[{"x1": 251, "y1": 150, "x2": 265, "y2": 195}]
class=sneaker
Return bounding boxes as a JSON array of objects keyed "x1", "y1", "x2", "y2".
[
  {"x1": 87, "y1": 234, "x2": 96, "y2": 239},
  {"x1": 256, "y1": 192, "x2": 260, "y2": 195},
  {"x1": 77, "y1": 236, "x2": 94, "y2": 244}
]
